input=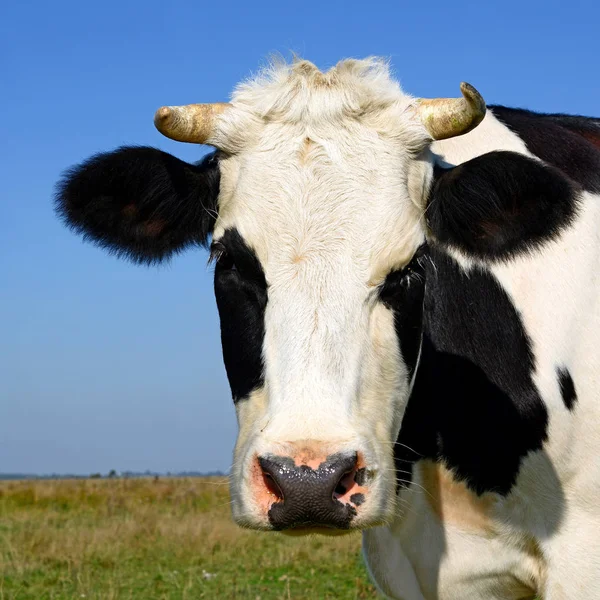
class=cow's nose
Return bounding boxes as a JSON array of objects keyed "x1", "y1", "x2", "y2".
[{"x1": 257, "y1": 451, "x2": 362, "y2": 530}]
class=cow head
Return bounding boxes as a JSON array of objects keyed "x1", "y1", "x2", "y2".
[{"x1": 55, "y1": 58, "x2": 485, "y2": 532}]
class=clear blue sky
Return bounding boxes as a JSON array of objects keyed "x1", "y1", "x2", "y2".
[{"x1": 2, "y1": 0, "x2": 598, "y2": 475}]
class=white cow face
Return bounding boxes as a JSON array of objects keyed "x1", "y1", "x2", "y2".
[
  {"x1": 210, "y1": 60, "x2": 433, "y2": 531},
  {"x1": 56, "y1": 57, "x2": 484, "y2": 533}
]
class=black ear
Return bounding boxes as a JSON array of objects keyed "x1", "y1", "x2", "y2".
[
  {"x1": 427, "y1": 151, "x2": 577, "y2": 260},
  {"x1": 55, "y1": 146, "x2": 220, "y2": 264}
]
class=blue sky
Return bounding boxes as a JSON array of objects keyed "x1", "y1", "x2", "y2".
[{"x1": 2, "y1": 0, "x2": 599, "y2": 475}]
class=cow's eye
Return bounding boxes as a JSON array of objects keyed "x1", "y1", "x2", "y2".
[
  {"x1": 210, "y1": 243, "x2": 237, "y2": 272},
  {"x1": 218, "y1": 251, "x2": 236, "y2": 271}
]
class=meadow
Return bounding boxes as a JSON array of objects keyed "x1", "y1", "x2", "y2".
[{"x1": 0, "y1": 477, "x2": 378, "y2": 599}]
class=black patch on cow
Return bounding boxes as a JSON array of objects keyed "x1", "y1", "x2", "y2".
[
  {"x1": 538, "y1": 113, "x2": 600, "y2": 153},
  {"x1": 379, "y1": 245, "x2": 427, "y2": 375},
  {"x1": 259, "y1": 453, "x2": 358, "y2": 530},
  {"x1": 55, "y1": 147, "x2": 220, "y2": 264},
  {"x1": 428, "y1": 151, "x2": 577, "y2": 261},
  {"x1": 213, "y1": 228, "x2": 267, "y2": 402},
  {"x1": 350, "y1": 493, "x2": 365, "y2": 506},
  {"x1": 490, "y1": 105, "x2": 600, "y2": 193},
  {"x1": 557, "y1": 368, "x2": 577, "y2": 411},
  {"x1": 394, "y1": 248, "x2": 549, "y2": 496}
]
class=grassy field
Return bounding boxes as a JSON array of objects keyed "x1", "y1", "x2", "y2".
[{"x1": 0, "y1": 477, "x2": 378, "y2": 599}]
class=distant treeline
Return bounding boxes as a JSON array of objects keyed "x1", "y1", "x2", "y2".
[{"x1": 0, "y1": 470, "x2": 226, "y2": 481}]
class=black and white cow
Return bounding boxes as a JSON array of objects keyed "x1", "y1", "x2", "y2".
[{"x1": 55, "y1": 58, "x2": 600, "y2": 599}]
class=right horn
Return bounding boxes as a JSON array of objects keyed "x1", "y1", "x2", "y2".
[
  {"x1": 154, "y1": 102, "x2": 231, "y2": 144},
  {"x1": 417, "y1": 83, "x2": 486, "y2": 140}
]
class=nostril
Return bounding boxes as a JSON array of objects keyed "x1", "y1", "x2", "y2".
[
  {"x1": 258, "y1": 457, "x2": 286, "y2": 503},
  {"x1": 333, "y1": 468, "x2": 359, "y2": 502},
  {"x1": 334, "y1": 481, "x2": 347, "y2": 496},
  {"x1": 262, "y1": 471, "x2": 284, "y2": 502}
]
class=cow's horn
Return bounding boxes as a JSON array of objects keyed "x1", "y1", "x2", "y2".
[
  {"x1": 154, "y1": 103, "x2": 231, "y2": 144},
  {"x1": 417, "y1": 83, "x2": 486, "y2": 140}
]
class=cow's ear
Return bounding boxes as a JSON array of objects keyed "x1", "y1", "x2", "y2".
[
  {"x1": 427, "y1": 150, "x2": 577, "y2": 259},
  {"x1": 55, "y1": 146, "x2": 220, "y2": 264}
]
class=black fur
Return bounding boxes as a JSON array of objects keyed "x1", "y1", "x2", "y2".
[
  {"x1": 428, "y1": 151, "x2": 577, "y2": 260},
  {"x1": 55, "y1": 147, "x2": 220, "y2": 264},
  {"x1": 379, "y1": 245, "x2": 427, "y2": 376},
  {"x1": 557, "y1": 368, "x2": 577, "y2": 411},
  {"x1": 213, "y1": 229, "x2": 267, "y2": 402},
  {"x1": 490, "y1": 105, "x2": 600, "y2": 192},
  {"x1": 395, "y1": 247, "x2": 549, "y2": 496}
]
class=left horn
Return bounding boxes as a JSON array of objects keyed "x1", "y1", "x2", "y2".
[
  {"x1": 417, "y1": 83, "x2": 486, "y2": 140},
  {"x1": 154, "y1": 103, "x2": 231, "y2": 144}
]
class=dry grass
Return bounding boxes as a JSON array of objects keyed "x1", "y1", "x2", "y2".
[{"x1": 0, "y1": 478, "x2": 378, "y2": 599}]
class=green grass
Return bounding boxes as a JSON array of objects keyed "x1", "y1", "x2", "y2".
[{"x1": 0, "y1": 478, "x2": 378, "y2": 599}]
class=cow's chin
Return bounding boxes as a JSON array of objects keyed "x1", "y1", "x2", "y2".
[
  {"x1": 280, "y1": 527, "x2": 354, "y2": 537},
  {"x1": 232, "y1": 511, "x2": 393, "y2": 534}
]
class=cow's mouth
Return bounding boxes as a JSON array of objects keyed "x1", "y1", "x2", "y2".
[{"x1": 280, "y1": 526, "x2": 354, "y2": 537}]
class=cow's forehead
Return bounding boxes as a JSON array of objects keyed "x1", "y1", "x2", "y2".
[
  {"x1": 212, "y1": 58, "x2": 430, "y2": 283},
  {"x1": 215, "y1": 148, "x2": 425, "y2": 285}
]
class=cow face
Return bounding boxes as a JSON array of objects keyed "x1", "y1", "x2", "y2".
[{"x1": 56, "y1": 58, "x2": 485, "y2": 532}]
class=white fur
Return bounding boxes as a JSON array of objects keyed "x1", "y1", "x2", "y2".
[{"x1": 209, "y1": 58, "x2": 600, "y2": 598}]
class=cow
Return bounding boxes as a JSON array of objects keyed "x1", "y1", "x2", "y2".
[{"x1": 55, "y1": 58, "x2": 600, "y2": 599}]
